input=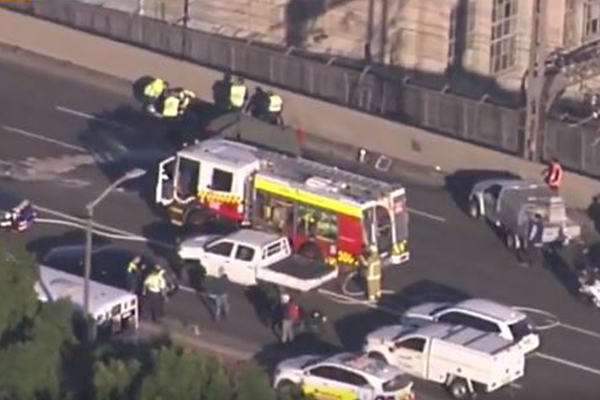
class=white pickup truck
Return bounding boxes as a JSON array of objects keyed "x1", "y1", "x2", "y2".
[
  {"x1": 177, "y1": 229, "x2": 338, "y2": 292},
  {"x1": 363, "y1": 323, "x2": 525, "y2": 399}
]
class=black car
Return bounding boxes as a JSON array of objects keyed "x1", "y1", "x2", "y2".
[
  {"x1": 41, "y1": 245, "x2": 178, "y2": 296},
  {"x1": 0, "y1": 187, "x2": 36, "y2": 232}
]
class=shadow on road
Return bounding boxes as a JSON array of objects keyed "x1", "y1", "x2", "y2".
[
  {"x1": 26, "y1": 229, "x2": 111, "y2": 261},
  {"x1": 384, "y1": 279, "x2": 471, "y2": 311}
]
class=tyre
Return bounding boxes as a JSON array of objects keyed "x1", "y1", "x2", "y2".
[
  {"x1": 468, "y1": 198, "x2": 481, "y2": 219},
  {"x1": 505, "y1": 232, "x2": 520, "y2": 250},
  {"x1": 276, "y1": 380, "x2": 300, "y2": 397},
  {"x1": 367, "y1": 352, "x2": 388, "y2": 364},
  {"x1": 185, "y1": 209, "x2": 210, "y2": 232},
  {"x1": 299, "y1": 242, "x2": 322, "y2": 261},
  {"x1": 448, "y1": 378, "x2": 472, "y2": 400}
]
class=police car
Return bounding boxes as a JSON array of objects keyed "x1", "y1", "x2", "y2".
[{"x1": 273, "y1": 352, "x2": 415, "y2": 400}]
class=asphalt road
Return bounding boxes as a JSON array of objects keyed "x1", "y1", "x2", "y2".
[{"x1": 1, "y1": 48, "x2": 599, "y2": 400}]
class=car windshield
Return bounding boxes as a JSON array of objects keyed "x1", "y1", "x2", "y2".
[
  {"x1": 301, "y1": 356, "x2": 327, "y2": 369},
  {"x1": 509, "y1": 318, "x2": 534, "y2": 340}
]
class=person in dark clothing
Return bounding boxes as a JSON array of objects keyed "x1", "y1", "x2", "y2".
[
  {"x1": 245, "y1": 87, "x2": 269, "y2": 120},
  {"x1": 206, "y1": 268, "x2": 230, "y2": 321},
  {"x1": 517, "y1": 213, "x2": 544, "y2": 266}
]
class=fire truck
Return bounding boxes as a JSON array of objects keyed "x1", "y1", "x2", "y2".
[{"x1": 156, "y1": 138, "x2": 409, "y2": 267}]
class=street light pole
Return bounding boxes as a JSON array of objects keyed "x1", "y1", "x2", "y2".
[{"x1": 83, "y1": 168, "x2": 147, "y2": 320}]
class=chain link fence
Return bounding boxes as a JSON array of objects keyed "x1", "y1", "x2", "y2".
[{"x1": 4, "y1": 1, "x2": 600, "y2": 178}]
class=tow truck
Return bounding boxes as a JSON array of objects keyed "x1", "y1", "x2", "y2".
[{"x1": 156, "y1": 136, "x2": 409, "y2": 268}]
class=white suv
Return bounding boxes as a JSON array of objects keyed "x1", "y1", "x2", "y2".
[{"x1": 401, "y1": 298, "x2": 540, "y2": 354}]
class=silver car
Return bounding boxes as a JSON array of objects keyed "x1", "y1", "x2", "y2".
[{"x1": 401, "y1": 298, "x2": 540, "y2": 354}]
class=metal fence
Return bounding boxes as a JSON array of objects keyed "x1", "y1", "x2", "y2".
[{"x1": 5, "y1": 1, "x2": 600, "y2": 178}]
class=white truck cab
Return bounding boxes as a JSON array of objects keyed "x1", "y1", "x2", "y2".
[
  {"x1": 178, "y1": 229, "x2": 338, "y2": 292},
  {"x1": 364, "y1": 323, "x2": 525, "y2": 399}
]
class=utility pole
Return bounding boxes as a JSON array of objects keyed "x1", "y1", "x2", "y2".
[{"x1": 524, "y1": 0, "x2": 548, "y2": 161}]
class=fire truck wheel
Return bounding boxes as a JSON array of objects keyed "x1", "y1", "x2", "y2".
[
  {"x1": 299, "y1": 242, "x2": 323, "y2": 261},
  {"x1": 185, "y1": 209, "x2": 210, "y2": 232}
]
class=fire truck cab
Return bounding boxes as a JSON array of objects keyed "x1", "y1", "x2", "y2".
[{"x1": 156, "y1": 138, "x2": 409, "y2": 267}]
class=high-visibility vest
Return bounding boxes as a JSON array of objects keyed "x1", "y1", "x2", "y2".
[
  {"x1": 144, "y1": 272, "x2": 167, "y2": 293},
  {"x1": 144, "y1": 79, "x2": 166, "y2": 98},
  {"x1": 547, "y1": 162, "x2": 563, "y2": 188},
  {"x1": 163, "y1": 96, "x2": 181, "y2": 117},
  {"x1": 268, "y1": 94, "x2": 283, "y2": 113},
  {"x1": 366, "y1": 254, "x2": 382, "y2": 280},
  {"x1": 230, "y1": 84, "x2": 247, "y2": 108},
  {"x1": 127, "y1": 260, "x2": 139, "y2": 273}
]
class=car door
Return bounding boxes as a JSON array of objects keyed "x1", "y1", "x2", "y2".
[
  {"x1": 202, "y1": 240, "x2": 235, "y2": 276},
  {"x1": 228, "y1": 244, "x2": 257, "y2": 285},
  {"x1": 303, "y1": 365, "x2": 360, "y2": 400},
  {"x1": 390, "y1": 338, "x2": 427, "y2": 379}
]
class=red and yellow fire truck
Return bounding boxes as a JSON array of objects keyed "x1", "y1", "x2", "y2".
[{"x1": 156, "y1": 138, "x2": 409, "y2": 267}]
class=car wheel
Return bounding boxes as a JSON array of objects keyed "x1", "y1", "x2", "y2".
[
  {"x1": 185, "y1": 209, "x2": 210, "y2": 232},
  {"x1": 468, "y1": 198, "x2": 481, "y2": 219},
  {"x1": 506, "y1": 232, "x2": 520, "y2": 250},
  {"x1": 448, "y1": 378, "x2": 472, "y2": 400},
  {"x1": 276, "y1": 380, "x2": 300, "y2": 397}
]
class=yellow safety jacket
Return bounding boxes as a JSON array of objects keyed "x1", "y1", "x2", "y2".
[
  {"x1": 144, "y1": 272, "x2": 167, "y2": 293},
  {"x1": 360, "y1": 253, "x2": 381, "y2": 280},
  {"x1": 127, "y1": 260, "x2": 139, "y2": 273},
  {"x1": 268, "y1": 94, "x2": 283, "y2": 113},
  {"x1": 144, "y1": 78, "x2": 167, "y2": 98},
  {"x1": 230, "y1": 84, "x2": 247, "y2": 108},
  {"x1": 162, "y1": 96, "x2": 181, "y2": 117}
]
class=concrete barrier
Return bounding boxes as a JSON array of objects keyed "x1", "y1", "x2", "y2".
[{"x1": 0, "y1": 8, "x2": 598, "y2": 209}]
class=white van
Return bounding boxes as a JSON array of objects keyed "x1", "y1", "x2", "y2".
[{"x1": 35, "y1": 266, "x2": 138, "y2": 337}]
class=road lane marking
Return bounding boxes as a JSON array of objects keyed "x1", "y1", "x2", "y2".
[
  {"x1": 558, "y1": 322, "x2": 600, "y2": 341},
  {"x1": 2, "y1": 125, "x2": 86, "y2": 152},
  {"x1": 407, "y1": 207, "x2": 446, "y2": 223},
  {"x1": 56, "y1": 105, "x2": 136, "y2": 132},
  {"x1": 318, "y1": 288, "x2": 402, "y2": 315},
  {"x1": 534, "y1": 352, "x2": 600, "y2": 377}
]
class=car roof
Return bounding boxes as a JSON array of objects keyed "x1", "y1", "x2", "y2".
[
  {"x1": 43, "y1": 245, "x2": 151, "y2": 263},
  {"x1": 224, "y1": 229, "x2": 282, "y2": 247},
  {"x1": 452, "y1": 298, "x2": 524, "y2": 323},
  {"x1": 322, "y1": 352, "x2": 403, "y2": 381}
]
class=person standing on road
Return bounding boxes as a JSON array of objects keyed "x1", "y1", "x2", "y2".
[
  {"x1": 543, "y1": 158, "x2": 564, "y2": 191},
  {"x1": 228, "y1": 76, "x2": 248, "y2": 111},
  {"x1": 517, "y1": 213, "x2": 544, "y2": 266},
  {"x1": 246, "y1": 87, "x2": 268, "y2": 119},
  {"x1": 280, "y1": 293, "x2": 300, "y2": 344},
  {"x1": 359, "y1": 245, "x2": 382, "y2": 302},
  {"x1": 126, "y1": 255, "x2": 143, "y2": 294},
  {"x1": 142, "y1": 265, "x2": 168, "y2": 322},
  {"x1": 207, "y1": 268, "x2": 230, "y2": 322}
]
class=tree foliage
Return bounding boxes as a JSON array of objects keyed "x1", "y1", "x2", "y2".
[{"x1": 0, "y1": 237, "x2": 39, "y2": 341}]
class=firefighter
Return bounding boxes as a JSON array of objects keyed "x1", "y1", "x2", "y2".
[
  {"x1": 157, "y1": 89, "x2": 182, "y2": 119},
  {"x1": 359, "y1": 245, "x2": 382, "y2": 302},
  {"x1": 143, "y1": 264, "x2": 168, "y2": 322},
  {"x1": 229, "y1": 76, "x2": 248, "y2": 110},
  {"x1": 126, "y1": 255, "x2": 143, "y2": 294},
  {"x1": 266, "y1": 91, "x2": 284, "y2": 126},
  {"x1": 143, "y1": 77, "x2": 169, "y2": 102},
  {"x1": 543, "y1": 158, "x2": 564, "y2": 191}
]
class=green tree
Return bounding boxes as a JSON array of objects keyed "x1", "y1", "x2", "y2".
[
  {"x1": 136, "y1": 346, "x2": 217, "y2": 400},
  {"x1": 0, "y1": 300, "x2": 74, "y2": 400},
  {"x1": 0, "y1": 237, "x2": 39, "y2": 341},
  {"x1": 93, "y1": 358, "x2": 141, "y2": 400},
  {"x1": 234, "y1": 365, "x2": 275, "y2": 400},
  {"x1": 201, "y1": 356, "x2": 233, "y2": 400}
]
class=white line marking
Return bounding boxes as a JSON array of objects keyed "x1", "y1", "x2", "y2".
[
  {"x1": 407, "y1": 207, "x2": 446, "y2": 223},
  {"x1": 534, "y1": 352, "x2": 600, "y2": 377},
  {"x1": 509, "y1": 382, "x2": 523, "y2": 390},
  {"x1": 318, "y1": 288, "x2": 401, "y2": 315},
  {"x1": 56, "y1": 106, "x2": 136, "y2": 132},
  {"x1": 2, "y1": 125, "x2": 86, "y2": 152},
  {"x1": 558, "y1": 322, "x2": 600, "y2": 341},
  {"x1": 180, "y1": 285, "x2": 196, "y2": 293}
]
